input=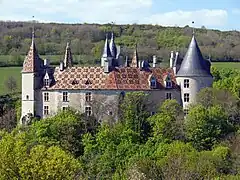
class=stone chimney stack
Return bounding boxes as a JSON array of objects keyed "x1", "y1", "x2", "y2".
[
  {"x1": 60, "y1": 61, "x2": 64, "y2": 71},
  {"x1": 170, "y1": 51, "x2": 174, "y2": 68},
  {"x1": 153, "y1": 55, "x2": 157, "y2": 68}
]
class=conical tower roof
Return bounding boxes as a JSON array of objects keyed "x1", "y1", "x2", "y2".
[
  {"x1": 109, "y1": 32, "x2": 117, "y2": 58},
  {"x1": 176, "y1": 35, "x2": 212, "y2": 77},
  {"x1": 22, "y1": 30, "x2": 42, "y2": 73},
  {"x1": 130, "y1": 44, "x2": 139, "y2": 68},
  {"x1": 63, "y1": 42, "x2": 73, "y2": 68},
  {"x1": 102, "y1": 34, "x2": 112, "y2": 58}
]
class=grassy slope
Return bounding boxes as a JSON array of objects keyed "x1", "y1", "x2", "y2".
[{"x1": 0, "y1": 62, "x2": 239, "y2": 95}]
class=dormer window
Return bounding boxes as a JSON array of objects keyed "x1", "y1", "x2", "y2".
[
  {"x1": 44, "y1": 79, "x2": 49, "y2": 87},
  {"x1": 149, "y1": 76, "x2": 157, "y2": 89},
  {"x1": 165, "y1": 74, "x2": 172, "y2": 89}
]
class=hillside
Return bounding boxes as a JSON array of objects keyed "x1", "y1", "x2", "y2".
[{"x1": 0, "y1": 21, "x2": 240, "y2": 66}]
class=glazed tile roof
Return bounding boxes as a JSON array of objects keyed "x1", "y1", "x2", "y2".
[{"x1": 47, "y1": 66, "x2": 179, "y2": 90}]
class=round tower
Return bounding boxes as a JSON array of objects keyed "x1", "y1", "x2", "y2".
[{"x1": 176, "y1": 35, "x2": 213, "y2": 112}]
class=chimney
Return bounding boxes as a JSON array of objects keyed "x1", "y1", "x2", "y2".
[
  {"x1": 138, "y1": 61, "x2": 141, "y2": 68},
  {"x1": 104, "y1": 60, "x2": 110, "y2": 73},
  {"x1": 170, "y1": 51, "x2": 174, "y2": 68},
  {"x1": 153, "y1": 55, "x2": 157, "y2": 68},
  {"x1": 44, "y1": 59, "x2": 49, "y2": 67},
  {"x1": 60, "y1": 61, "x2": 64, "y2": 71}
]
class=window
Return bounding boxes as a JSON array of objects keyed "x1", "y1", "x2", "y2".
[
  {"x1": 184, "y1": 109, "x2": 189, "y2": 116},
  {"x1": 62, "y1": 106, "x2": 68, "y2": 111},
  {"x1": 44, "y1": 106, "x2": 49, "y2": 115},
  {"x1": 184, "y1": 79, "x2": 189, "y2": 88},
  {"x1": 26, "y1": 95, "x2": 29, "y2": 100},
  {"x1": 166, "y1": 81, "x2": 172, "y2": 88},
  {"x1": 85, "y1": 92, "x2": 92, "y2": 102},
  {"x1": 151, "y1": 112, "x2": 156, "y2": 116},
  {"x1": 150, "y1": 77, "x2": 156, "y2": 88},
  {"x1": 166, "y1": 92, "x2": 172, "y2": 100},
  {"x1": 44, "y1": 79, "x2": 49, "y2": 87},
  {"x1": 85, "y1": 106, "x2": 92, "y2": 116},
  {"x1": 44, "y1": 92, "x2": 49, "y2": 102},
  {"x1": 184, "y1": 93, "x2": 190, "y2": 102},
  {"x1": 63, "y1": 92, "x2": 68, "y2": 102}
]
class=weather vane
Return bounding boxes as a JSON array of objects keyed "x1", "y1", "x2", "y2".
[{"x1": 192, "y1": 21, "x2": 195, "y2": 35}]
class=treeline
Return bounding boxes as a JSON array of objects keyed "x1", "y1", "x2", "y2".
[
  {"x1": 0, "y1": 21, "x2": 240, "y2": 67},
  {"x1": 0, "y1": 68, "x2": 239, "y2": 179}
]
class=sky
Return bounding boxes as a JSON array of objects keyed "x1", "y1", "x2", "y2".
[{"x1": 0, "y1": 0, "x2": 240, "y2": 31}]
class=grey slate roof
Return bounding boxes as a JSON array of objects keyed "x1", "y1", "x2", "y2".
[
  {"x1": 109, "y1": 32, "x2": 117, "y2": 59},
  {"x1": 102, "y1": 34, "x2": 112, "y2": 58},
  {"x1": 176, "y1": 35, "x2": 212, "y2": 77}
]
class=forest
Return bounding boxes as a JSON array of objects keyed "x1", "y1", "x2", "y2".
[
  {"x1": 0, "y1": 67, "x2": 239, "y2": 179},
  {"x1": 0, "y1": 21, "x2": 240, "y2": 66}
]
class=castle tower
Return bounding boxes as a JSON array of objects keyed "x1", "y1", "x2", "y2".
[
  {"x1": 130, "y1": 44, "x2": 139, "y2": 68},
  {"x1": 176, "y1": 35, "x2": 213, "y2": 111},
  {"x1": 21, "y1": 30, "x2": 43, "y2": 123},
  {"x1": 101, "y1": 34, "x2": 113, "y2": 73},
  {"x1": 63, "y1": 42, "x2": 73, "y2": 68}
]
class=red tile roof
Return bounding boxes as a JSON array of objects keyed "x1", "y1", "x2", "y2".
[{"x1": 47, "y1": 66, "x2": 179, "y2": 90}]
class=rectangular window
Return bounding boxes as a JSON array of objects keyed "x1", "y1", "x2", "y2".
[
  {"x1": 184, "y1": 109, "x2": 189, "y2": 116},
  {"x1": 44, "y1": 92, "x2": 49, "y2": 102},
  {"x1": 184, "y1": 79, "x2": 189, "y2": 88},
  {"x1": 85, "y1": 106, "x2": 92, "y2": 116},
  {"x1": 166, "y1": 81, "x2": 172, "y2": 88},
  {"x1": 44, "y1": 79, "x2": 49, "y2": 86},
  {"x1": 166, "y1": 92, "x2": 172, "y2": 100},
  {"x1": 63, "y1": 92, "x2": 68, "y2": 102},
  {"x1": 62, "y1": 106, "x2": 68, "y2": 111},
  {"x1": 44, "y1": 106, "x2": 49, "y2": 115},
  {"x1": 184, "y1": 93, "x2": 190, "y2": 102},
  {"x1": 85, "y1": 92, "x2": 92, "y2": 102}
]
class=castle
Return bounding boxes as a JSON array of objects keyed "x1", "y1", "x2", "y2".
[{"x1": 20, "y1": 30, "x2": 213, "y2": 124}]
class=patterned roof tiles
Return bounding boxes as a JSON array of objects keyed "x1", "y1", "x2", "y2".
[{"x1": 47, "y1": 66, "x2": 179, "y2": 90}]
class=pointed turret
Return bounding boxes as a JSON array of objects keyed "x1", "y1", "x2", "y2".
[
  {"x1": 109, "y1": 32, "x2": 117, "y2": 59},
  {"x1": 102, "y1": 34, "x2": 112, "y2": 58},
  {"x1": 63, "y1": 42, "x2": 73, "y2": 68},
  {"x1": 176, "y1": 35, "x2": 212, "y2": 77},
  {"x1": 22, "y1": 30, "x2": 42, "y2": 73},
  {"x1": 130, "y1": 44, "x2": 139, "y2": 68}
]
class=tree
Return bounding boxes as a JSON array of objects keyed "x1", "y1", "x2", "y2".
[
  {"x1": 185, "y1": 105, "x2": 233, "y2": 150},
  {"x1": 4, "y1": 76, "x2": 17, "y2": 93}
]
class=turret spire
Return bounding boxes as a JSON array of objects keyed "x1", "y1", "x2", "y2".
[
  {"x1": 102, "y1": 34, "x2": 112, "y2": 58},
  {"x1": 130, "y1": 44, "x2": 139, "y2": 68},
  {"x1": 176, "y1": 35, "x2": 212, "y2": 77},
  {"x1": 63, "y1": 42, "x2": 73, "y2": 68},
  {"x1": 109, "y1": 32, "x2": 117, "y2": 59},
  {"x1": 22, "y1": 18, "x2": 42, "y2": 73}
]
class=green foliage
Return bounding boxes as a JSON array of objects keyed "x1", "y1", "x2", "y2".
[{"x1": 185, "y1": 105, "x2": 233, "y2": 150}]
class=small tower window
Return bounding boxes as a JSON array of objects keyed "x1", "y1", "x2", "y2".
[
  {"x1": 85, "y1": 106, "x2": 92, "y2": 116},
  {"x1": 166, "y1": 92, "x2": 172, "y2": 100},
  {"x1": 184, "y1": 79, "x2": 190, "y2": 88},
  {"x1": 85, "y1": 92, "x2": 92, "y2": 102},
  {"x1": 184, "y1": 93, "x2": 190, "y2": 102},
  {"x1": 44, "y1": 92, "x2": 49, "y2": 102},
  {"x1": 63, "y1": 92, "x2": 68, "y2": 102},
  {"x1": 62, "y1": 106, "x2": 69, "y2": 111},
  {"x1": 44, "y1": 106, "x2": 49, "y2": 115},
  {"x1": 184, "y1": 109, "x2": 189, "y2": 115},
  {"x1": 26, "y1": 95, "x2": 29, "y2": 100}
]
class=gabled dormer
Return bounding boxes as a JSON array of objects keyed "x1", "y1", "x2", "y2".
[
  {"x1": 149, "y1": 74, "x2": 157, "y2": 89},
  {"x1": 164, "y1": 73, "x2": 172, "y2": 89},
  {"x1": 43, "y1": 71, "x2": 51, "y2": 87}
]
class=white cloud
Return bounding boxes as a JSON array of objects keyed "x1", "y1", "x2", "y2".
[
  {"x1": 0, "y1": 0, "x2": 228, "y2": 29},
  {"x1": 142, "y1": 9, "x2": 228, "y2": 28}
]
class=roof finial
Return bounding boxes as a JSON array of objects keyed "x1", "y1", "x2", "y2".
[
  {"x1": 192, "y1": 21, "x2": 195, "y2": 35},
  {"x1": 32, "y1": 16, "x2": 35, "y2": 45}
]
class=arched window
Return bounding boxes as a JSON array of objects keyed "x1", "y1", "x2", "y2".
[{"x1": 165, "y1": 74, "x2": 172, "y2": 89}]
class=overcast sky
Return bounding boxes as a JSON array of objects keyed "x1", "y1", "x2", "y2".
[{"x1": 0, "y1": 0, "x2": 240, "y2": 31}]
